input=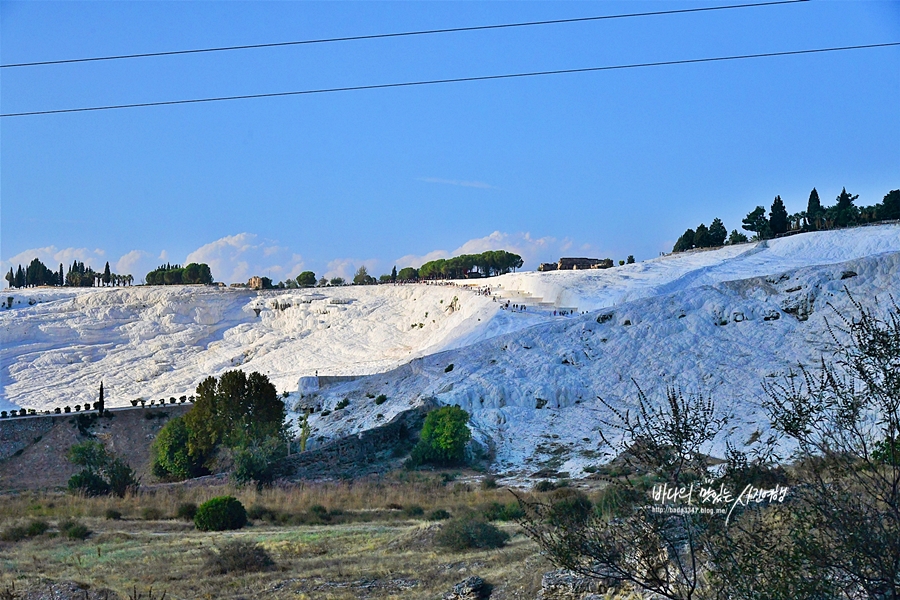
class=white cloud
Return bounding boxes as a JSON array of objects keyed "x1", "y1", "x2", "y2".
[
  {"x1": 115, "y1": 250, "x2": 153, "y2": 275},
  {"x1": 324, "y1": 258, "x2": 380, "y2": 281},
  {"x1": 2, "y1": 246, "x2": 107, "y2": 273},
  {"x1": 419, "y1": 177, "x2": 498, "y2": 190},
  {"x1": 394, "y1": 231, "x2": 605, "y2": 271},
  {"x1": 184, "y1": 233, "x2": 305, "y2": 284}
]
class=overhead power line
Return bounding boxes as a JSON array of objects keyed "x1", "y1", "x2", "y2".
[
  {"x1": 2, "y1": 42, "x2": 896, "y2": 119},
  {"x1": 0, "y1": 0, "x2": 808, "y2": 69}
]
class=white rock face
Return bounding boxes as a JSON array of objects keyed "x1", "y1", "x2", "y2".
[{"x1": 2, "y1": 225, "x2": 899, "y2": 476}]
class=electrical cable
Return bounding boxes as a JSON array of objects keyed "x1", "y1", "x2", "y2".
[
  {"x1": 0, "y1": 0, "x2": 808, "y2": 69},
  {"x1": 2, "y1": 41, "x2": 896, "y2": 118}
]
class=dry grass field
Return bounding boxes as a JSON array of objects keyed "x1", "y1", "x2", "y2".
[{"x1": 0, "y1": 472, "x2": 565, "y2": 599}]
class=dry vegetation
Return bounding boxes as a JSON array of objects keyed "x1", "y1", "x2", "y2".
[{"x1": 0, "y1": 472, "x2": 561, "y2": 599}]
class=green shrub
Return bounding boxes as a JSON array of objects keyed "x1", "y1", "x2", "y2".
[
  {"x1": 445, "y1": 364, "x2": 454, "y2": 373},
  {"x1": 104, "y1": 509, "x2": 122, "y2": 521},
  {"x1": 428, "y1": 509, "x2": 451, "y2": 521},
  {"x1": 435, "y1": 517, "x2": 509, "y2": 551},
  {"x1": 194, "y1": 496, "x2": 247, "y2": 531},
  {"x1": 593, "y1": 483, "x2": 644, "y2": 520},
  {"x1": 204, "y1": 540, "x2": 275, "y2": 574},
  {"x1": 67, "y1": 441, "x2": 138, "y2": 497},
  {"x1": 141, "y1": 507, "x2": 164, "y2": 520},
  {"x1": 547, "y1": 489, "x2": 593, "y2": 525},
  {"x1": 481, "y1": 501, "x2": 524, "y2": 522},
  {"x1": 402, "y1": 504, "x2": 425, "y2": 517},
  {"x1": 374, "y1": 394, "x2": 387, "y2": 405},
  {"x1": 481, "y1": 476, "x2": 498, "y2": 490},
  {"x1": 231, "y1": 437, "x2": 285, "y2": 487},
  {"x1": 533, "y1": 480, "x2": 556, "y2": 493},
  {"x1": 59, "y1": 520, "x2": 91, "y2": 540},
  {"x1": 176, "y1": 502, "x2": 198, "y2": 521},
  {"x1": 408, "y1": 406, "x2": 471, "y2": 467},
  {"x1": 67, "y1": 471, "x2": 111, "y2": 497},
  {"x1": 26, "y1": 520, "x2": 50, "y2": 536},
  {"x1": 0, "y1": 525, "x2": 29, "y2": 542},
  {"x1": 247, "y1": 505, "x2": 277, "y2": 522},
  {"x1": 335, "y1": 398, "x2": 350, "y2": 410}
]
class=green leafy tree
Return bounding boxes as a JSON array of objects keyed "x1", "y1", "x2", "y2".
[
  {"x1": 398, "y1": 267, "x2": 418, "y2": 281},
  {"x1": 769, "y1": 196, "x2": 789, "y2": 236},
  {"x1": 67, "y1": 440, "x2": 138, "y2": 498},
  {"x1": 329, "y1": 277, "x2": 345, "y2": 286},
  {"x1": 151, "y1": 416, "x2": 208, "y2": 480},
  {"x1": 153, "y1": 371, "x2": 286, "y2": 484},
  {"x1": 708, "y1": 218, "x2": 727, "y2": 247},
  {"x1": 742, "y1": 206, "x2": 772, "y2": 239},
  {"x1": 353, "y1": 266, "x2": 375, "y2": 285},
  {"x1": 409, "y1": 405, "x2": 471, "y2": 466},
  {"x1": 296, "y1": 271, "x2": 316, "y2": 287},
  {"x1": 626, "y1": 255, "x2": 635, "y2": 264}
]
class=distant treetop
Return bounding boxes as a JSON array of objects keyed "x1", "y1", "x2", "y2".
[{"x1": 145, "y1": 263, "x2": 213, "y2": 285}]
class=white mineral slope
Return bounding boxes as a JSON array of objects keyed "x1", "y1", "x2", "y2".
[
  {"x1": 0, "y1": 284, "x2": 545, "y2": 412},
  {"x1": 492, "y1": 224, "x2": 900, "y2": 312},
  {"x1": 298, "y1": 226, "x2": 900, "y2": 478}
]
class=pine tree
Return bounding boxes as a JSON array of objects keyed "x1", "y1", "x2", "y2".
[
  {"x1": 806, "y1": 188, "x2": 823, "y2": 230},
  {"x1": 708, "y1": 218, "x2": 727, "y2": 247},
  {"x1": 728, "y1": 229, "x2": 749, "y2": 244},
  {"x1": 742, "y1": 206, "x2": 771, "y2": 239},
  {"x1": 769, "y1": 195, "x2": 789, "y2": 236}
]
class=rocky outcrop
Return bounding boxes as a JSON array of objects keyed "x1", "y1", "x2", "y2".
[
  {"x1": 536, "y1": 570, "x2": 610, "y2": 600},
  {"x1": 443, "y1": 576, "x2": 491, "y2": 600}
]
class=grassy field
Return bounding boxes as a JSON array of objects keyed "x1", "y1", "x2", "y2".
[{"x1": 0, "y1": 472, "x2": 561, "y2": 599}]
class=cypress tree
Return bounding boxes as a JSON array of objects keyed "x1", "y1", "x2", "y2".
[
  {"x1": 103, "y1": 262, "x2": 111, "y2": 286},
  {"x1": 5, "y1": 268, "x2": 14, "y2": 289},
  {"x1": 806, "y1": 188, "x2": 823, "y2": 230},
  {"x1": 98, "y1": 381, "x2": 105, "y2": 415},
  {"x1": 391, "y1": 265, "x2": 397, "y2": 283},
  {"x1": 769, "y1": 196, "x2": 789, "y2": 236}
]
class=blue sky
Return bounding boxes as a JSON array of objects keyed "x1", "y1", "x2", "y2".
[{"x1": 2, "y1": 1, "x2": 898, "y2": 284}]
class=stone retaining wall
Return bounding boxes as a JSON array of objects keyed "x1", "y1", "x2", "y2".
[{"x1": 280, "y1": 399, "x2": 438, "y2": 480}]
